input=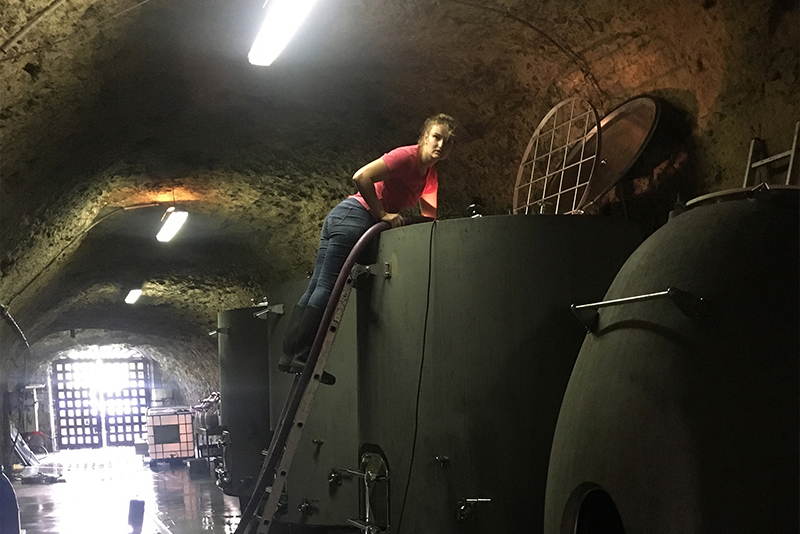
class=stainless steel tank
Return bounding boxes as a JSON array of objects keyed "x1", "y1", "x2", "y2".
[
  {"x1": 544, "y1": 187, "x2": 799, "y2": 533},
  {"x1": 217, "y1": 306, "x2": 272, "y2": 503}
]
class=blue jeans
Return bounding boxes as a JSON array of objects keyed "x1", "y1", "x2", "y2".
[{"x1": 298, "y1": 198, "x2": 375, "y2": 310}]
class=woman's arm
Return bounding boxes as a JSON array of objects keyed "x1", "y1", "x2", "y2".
[{"x1": 353, "y1": 159, "x2": 404, "y2": 227}]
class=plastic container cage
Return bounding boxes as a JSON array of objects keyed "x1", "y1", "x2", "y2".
[{"x1": 146, "y1": 407, "x2": 195, "y2": 460}]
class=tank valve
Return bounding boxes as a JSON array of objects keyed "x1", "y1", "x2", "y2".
[
  {"x1": 298, "y1": 498, "x2": 318, "y2": 517},
  {"x1": 456, "y1": 498, "x2": 492, "y2": 522},
  {"x1": 214, "y1": 468, "x2": 231, "y2": 490},
  {"x1": 467, "y1": 197, "x2": 485, "y2": 218},
  {"x1": 435, "y1": 455, "x2": 450, "y2": 467},
  {"x1": 328, "y1": 468, "x2": 343, "y2": 487}
]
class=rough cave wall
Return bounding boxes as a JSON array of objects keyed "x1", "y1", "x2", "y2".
[{"x1": 0, "y1": 0, "x2": 798, "y2": 462}]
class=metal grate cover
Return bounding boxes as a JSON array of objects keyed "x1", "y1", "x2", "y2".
[{"x1": 514, "y1": 98, "x2": 600, "y2": 214}]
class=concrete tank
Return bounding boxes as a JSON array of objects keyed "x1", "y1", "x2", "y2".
[
  {"x1": 217, "y1": 306, "x2": 272, "y2": 503},
  {"x1": 226, "y1": 214, "x2": 642, "y2": 532},
  {"x1": 544, "y1": 188, "x2": 799, "y2": 533},
  {"x1": 355, "y1": 214, "x2": 642, "y2": 534}
]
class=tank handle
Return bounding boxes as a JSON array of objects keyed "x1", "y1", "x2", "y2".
[{"x1": 571, "y1": 287, "x2": 706, "y2": 333}]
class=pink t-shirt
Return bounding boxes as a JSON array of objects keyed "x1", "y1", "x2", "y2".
[{"x1": 350, "y1": 145, "x2": 438, "y2": 217}]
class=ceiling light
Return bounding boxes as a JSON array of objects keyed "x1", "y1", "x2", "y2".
[
  {"x1": 248, "y1": 0, "x2": 319, "y2": 66},
  {"x1": 156, "y1": 208, "x2": 188, "y2": 242},
  {"x1": 125, "y1": 289, "x2": 142, "y2": 304}
]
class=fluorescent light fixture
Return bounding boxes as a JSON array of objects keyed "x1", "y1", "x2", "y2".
[
  {"x1": 248, "y1": 0, "x2": 319, "y2": 66},
  {"x1": 156, "y1": 209, "x2": 188, "y2": 242},
  {"x1": 125, "y1": 289, "x2": 142, "y2": 304}
]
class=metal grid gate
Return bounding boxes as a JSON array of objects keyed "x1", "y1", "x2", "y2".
[
  {"x1": 104, "y1": 359, "x2": 150, "y2": 446},
  {"x1": 51, "y1": 357, "x2": 151, "y2": 450},
  {"x1": 52, "y1": 360, "x2": 103, "y2": 450}
]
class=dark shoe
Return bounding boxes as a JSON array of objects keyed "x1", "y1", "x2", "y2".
[
  {"x1": 278, "y1": 305, "x2": 305, "y2": 372},
  {"x1": 289, "y1": 355, "x2": 336, "y2": 385}
]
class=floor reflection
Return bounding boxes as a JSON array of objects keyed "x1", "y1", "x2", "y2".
[{"x1": 14, "y1": 447, "x2": 240, "y2": 534}]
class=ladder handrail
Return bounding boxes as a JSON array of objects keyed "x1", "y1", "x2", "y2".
[{"x1": 743, "y1": 120, "x2": 800, "y2": 187}]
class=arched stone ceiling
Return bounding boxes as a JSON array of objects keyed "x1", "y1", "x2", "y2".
[{"x1": 1, "y1": 0, "x2": 798, "y2": 398}]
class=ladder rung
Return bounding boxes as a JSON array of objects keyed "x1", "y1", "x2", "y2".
[
  {"x1": 750, "y1": 149, "x2": 793, "y2": 168},
  {"x1": 347, "y1": 518, "x2": 382, "y2": 533}
]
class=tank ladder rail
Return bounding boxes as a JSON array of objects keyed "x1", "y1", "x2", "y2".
[
  {"x1": 743, "y1": 120, "x2": 799, "y2": 187},
  {"x1": 236, "y1": 218, "x2": 434, "y2": 534}
]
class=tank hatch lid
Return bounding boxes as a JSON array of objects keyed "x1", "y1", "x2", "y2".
[
  {"x1": 514, "y1": 96, "x2": 661, "y2": 215},
  {"x1": 578, "y1": 96, "x2": 661, "y2": 212}
]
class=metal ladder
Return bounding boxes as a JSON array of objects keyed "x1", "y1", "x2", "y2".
[
  {"x1": 234, "y1": 220, "x2": 394, "y2": 534},
  {"x1": 743, "y1": 120, "x2": 799, "y2": 187}
]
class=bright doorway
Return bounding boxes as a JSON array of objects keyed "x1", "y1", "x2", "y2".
[{"x1": 51, "y1": 346, "x2": 152, "y2": 450}]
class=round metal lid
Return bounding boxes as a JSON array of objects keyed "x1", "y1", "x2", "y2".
[{"x1": 578, "y1": 96, "x2": 661, "y2": 212}]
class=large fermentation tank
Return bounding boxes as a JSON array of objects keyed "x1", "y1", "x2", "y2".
[
  {"x1": 544, "y1": 188, "x2": 799, "y2": 533},
  {"x1": 354, "y1": 214, "x2": 642, "y2": 534},
  {"x1": 217, "y1": 306, "x2": 272, "y2": 503},
  {"x1": 223, "y1": 214, "x2": 642, "y2": 532}
]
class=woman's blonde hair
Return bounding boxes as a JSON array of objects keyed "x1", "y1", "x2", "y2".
[{"x1": 418, "y1": 113, "x2": 457, "y2": 144}]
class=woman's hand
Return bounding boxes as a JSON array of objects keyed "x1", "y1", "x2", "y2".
[
  {"x1": 353, "y1": 159, "x2": 393, "y2": 222},
  {"x1": 381, "y1": 212, "x2": 404, "y2": 228}
]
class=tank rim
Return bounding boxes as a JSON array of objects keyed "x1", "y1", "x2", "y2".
[{"x1": 685, "y1": 184, "x2": 799, "y2": 209}]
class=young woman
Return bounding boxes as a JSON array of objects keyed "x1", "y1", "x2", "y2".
[{"x1": 279, "y1": 113, "x2": 457, "y2": 375}]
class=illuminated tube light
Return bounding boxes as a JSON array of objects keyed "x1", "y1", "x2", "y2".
[
  {"x1": 248, "y1": 0, "x2": 319, "y2": 66},
  {"x1": 156, "y1": 210, "x2": 188, "y2": 242},
  {"x1": 125, "y1": 289, "x2": 142, "y2": 304}
]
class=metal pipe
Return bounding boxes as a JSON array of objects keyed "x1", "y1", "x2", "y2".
[
  {"x1": 0, "y1": 304, "x2": 29, "y2": 348},
  {"x1": 572, "y1": 289, "x2": 675, "y2": 311}
]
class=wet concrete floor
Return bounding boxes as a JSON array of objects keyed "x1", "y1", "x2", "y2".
[{"x1": 13, "y1": 447, "x2": 241, "y2": 534}]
